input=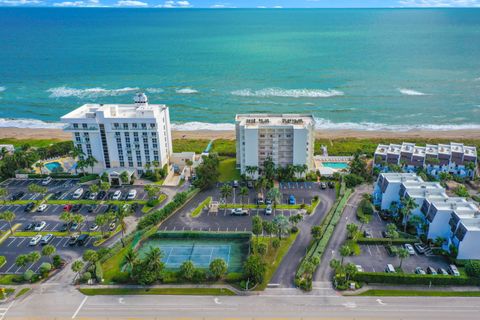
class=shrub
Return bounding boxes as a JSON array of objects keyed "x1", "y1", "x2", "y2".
[
  {"x1": 465, "y1": 260, "x2": 480, "y2": 278},
  {"x1": 95, "y1": 261, "x2": 103, "y2": 283},
  {"x1": 344, "y1": 173, "x2": 364, "y2": 188},
  {"x1": 80, "y1": 272, "x2": 92, "y2": 283},
  {"x1": 23, "y1": 270, "x2": 34, "y2": 282},
  {"x1": 146, "y1": 199, "x2": 159, "y2": 207},
  {"x1": 290, "y1": 226, "x2": 299, "y2": 233},
  {"x1": 0, "y1": 256, "x2": 6, "y2": 268},
  {"x1": 356, "y1": 238, "x2": 417, "y2": 245},
  {"x1": 192, "y1": 269, "x2": 207, "y2": 283},
  {"x1": 353, "y1": 272, "x2": 480, "y2": 286},
  {"x1": 79, "y1": 174, "x2": 99, "y2": 183},
  {"x1": 39, "y1": 262, "x2": 52, "y2": 275},
  {"x1": 52, "y1": 255, "x2": 62, "y2": 269}
]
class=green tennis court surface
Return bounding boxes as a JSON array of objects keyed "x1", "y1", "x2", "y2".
[{"x1": 138, "y1": 237, "x2": 249, "y2": 272}]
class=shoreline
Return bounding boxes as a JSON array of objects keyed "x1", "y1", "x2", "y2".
[{"x1": 1, "y1": 127, "x2": 480, "y2": 141}]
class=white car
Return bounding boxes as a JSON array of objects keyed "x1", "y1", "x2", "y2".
[
  {"x1": 127, "y1": 189, "x2": 137, "y2": 200},
  {"x1": 356, "y1": 265, "x2": 364, "y2": 272},
  {"x1": 72, "y1": 188, "x2": 84, "y2": 199},
  {"x1": 37, "y1": 204, "x2": 48, "y2": 212},
  {"x1": 41, "y1": 234, "x2": 54, "y2": 245},
  {"x1": 41, "y1": 176, "x2": 52, "y2": 185},
  {"x1": 34, "y1": 221, "x2": 47, "y2": 231},
  {"x1": 29, "y1": 235, "x2": 42, "y2": 246},
  {"x1": 89, "y1": 224, "x2": 99, "y2": 232},
  {"x1": 109, "y1": 222, "x2": 116, "y2": 231},
  {"x1": 89, "y1": 192, "x2": 98, "y2": 200},
  {"x1": 265, "y1": 205, "x2": 272, "y2": 215},
  {"x1": 404, "y1": 244, "x2": 415, "y2": 255},
  {"x1": 112, "y1": 190, "x2": 122, "y2": 200}
]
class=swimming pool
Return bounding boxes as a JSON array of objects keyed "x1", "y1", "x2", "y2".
[
  {"x1": 44, "y1": 161, "x2": 62, "y2": 172},
  {"x1": 322, "y1": 162, "x2": 349, "y2": 169}
]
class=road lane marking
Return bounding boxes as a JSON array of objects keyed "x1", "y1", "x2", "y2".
[{"x1": 72, "y1": 296, "x2": 88, "y2": 319}]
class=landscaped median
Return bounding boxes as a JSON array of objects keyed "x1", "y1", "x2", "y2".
[
  {"x1": 0, "y1": 223, "x2": 21, "y2": 245},
  {"x1": 295, "y1": 182, "x2": 352, "y2": 291},
  {"x1": 356, "y1": 289, "x2": 480, "y2": 297},
  {"x1": 352, "y1": 272, "x2": 480, "y2": 286},
  {"x1": 78, "y1": 286, "x2": 237, "y2": 296},
  {"x1": 191, "y1": 196, "x2": 212, "y2": 217},
  {"x1": 220, "y1": 197, "x2": 320, "y2": 214}
]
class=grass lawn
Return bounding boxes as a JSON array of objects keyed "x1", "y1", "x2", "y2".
[
  {"x1": 358, "y1": 289, "x2": 480, "y2": 297},
  {"x1": 0, "y1": 274, "x2": 23, "y2": 285},
  {"x1": 14, "y1": 287, "x2": 31, "y2": 298},
  {"x1": 220, "y1": 199, "x2": 319, "y2": 213},
  {"x1": 173, "y1": 139, "x2": 210, "y2": 154},
  {"x1": 79, "y1": 287, "x2": 236, "y2": 296},
  {"x1": 14, "y1": 231, "x2": 102, "y2": 237},
  {"x1": 101, "y1": 244, "x2": 132, "y2": 284},
  {"x1": 0, "y1": 138, "x2": 65, "y2": 148},
  {"x1": 141, "y1": 194, "x2": 168, "y2": 214},
  {"x1": 253, "y1": 233, "x2": 298, "y2": 290},
  {"x1": 219, "y1": 157, "x2": 241, "y2": 182},
  {"x1": 191, "y1": 196, "x2": 212, "y2": 217}
]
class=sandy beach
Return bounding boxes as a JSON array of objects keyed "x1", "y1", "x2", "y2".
[{"x1": 1, "y1": 127, "x2": 480, "y2": 142}]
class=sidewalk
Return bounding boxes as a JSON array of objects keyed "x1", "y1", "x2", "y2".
[{"x1": 343, "y1": 283, "x2": 480, "y2": 295}]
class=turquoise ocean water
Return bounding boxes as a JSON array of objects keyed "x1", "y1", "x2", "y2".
[{"x1": 0, "y1": 8, "x2": 479, "y2": 131}]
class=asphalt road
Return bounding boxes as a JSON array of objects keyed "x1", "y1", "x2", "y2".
[{"x1": 5, "y1": 284, "x2": 480, "y2": 320}]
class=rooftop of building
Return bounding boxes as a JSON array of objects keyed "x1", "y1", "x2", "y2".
[
  {"x1": 379, "y1": 172, "x2": 423, "y2": 183},
  {"x1": 405, "y1": 187, "x2": 447, "y2": 199},
  {"x1": 61, "y1": 93, "x2": 167, "y2": 121},
  {"x1": 235, "y1": 114, "x2": 315, "y2": 128},
  {"x1": 375, "y1": 142, "x2": 477, "y2": 157}
]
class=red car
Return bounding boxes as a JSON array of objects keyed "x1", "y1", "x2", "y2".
[{"x1": 63, "y1": 204, "x2": 73, "y2": 212}]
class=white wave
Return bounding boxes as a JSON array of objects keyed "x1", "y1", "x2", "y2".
[
  {"x1": 176, "y1": 88, "x2": 199, "y2": 94},
  {"x1": 0, "y1": 86, "x2": 5, "y2": 92},
  {"x1": 0, "y1": 118, "x2": 64, "y2": 129},
  {"x1": 398, "y1": 88, "x2": 428, "y2": 96},
  {"x1": 47, "y1": 86, "x2": 140, "y2": 98},
  {"x1": 146, "y1": 88, "x2": 164, "y2": 93},
  {"x1": 231, "y1": 88, "x2": 344, "y2": 98},
  {"x1": 171, "y1": 121, "x2": 234, "y2": 131},
  {"x1": 474, "y1": 77, "x2": 480, "y2": 81}
]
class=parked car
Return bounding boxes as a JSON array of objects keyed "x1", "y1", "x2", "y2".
[
  {"x1": 385, "y1": 245, "x2": 397, "y2": 257},
  {"x1": 385, "y1": 264, "x2": 396, "y2": 273},
  {"x1": 414, "y1": 243, "x2": 427, "y2": 254},
  {"x1": 76, "y1": 234, "x2": 90, "y2": 246},
  {"x1": 257, "y1": 193, "x2": 264, "y2": 205},
  {"x1": 51, "y1": 191, "x2": 63, "y2": 200},
  {"x1": 232, "y1": 180, "x2": 239, "y2": 188},
  {"x1": 230, "y1": 208, "x2": 249, "y2": 216},
  {"x1": 40, "y1": 234, "x2": 54, "y2": 245},
  {"x1": 448, "y1": 264, "x2": 460, "y2": 276},
  {"x1": 437, "y1": 268, "x2": 449, "y2": 275},
  {"x1": 363, "y1": 230, "x2": 372, "y2": 238},
  {"x1": 381, "y1": 231, "x2": 391, "y2": 238},
  {"x1": 70, "y1": 223, "x2": 79, "y2": 231},
  {"x1": 88, "y1": 192, "x2": 98, "y2": 200},
  {"x1": 247, "y1": 181, "x2": 254, "y2": 189},
  {"x1": 265, "y1": 205, "x2": 272, "y2": 215},
  {"x1": 415, "y1": 267, "x2": 426, "y2": 275},
  {"x1": 29, "y1": 235, "x2": 42, "y2": 246},
  {"x1": 63, "y1": 204, "x2": 73, "y2": 212},
  {"x1": 72, "y1": 204, "x2": 82, "y2": 212},
  {"x1": 404, "y1": 244, "x2": 415, "y2": 255},
  {"x1": 24, "y1": 202, "x2": 35, "y2": 212},
  {"x1": 356, "y1": 265, "x2": 364, "y2": 272},
  {"x1": 34, "y1": 221, "x2": 46, "y2": 231},
  {"x1": 23, "y1": 223, "x2": 34, "y2": 231},
  {"x1": 89, "y1": 224, "x2": 99, "y2": 232},
  {"x1": 97, "y1": 191, "x2": 106, "y2": 200},
  {"x1": 127, "y1": 189, "x2": 137, "y2": 200},
  {"x1": 265, "y1": 198, "x2": 272, "y2": 205},
  {"x1": 109, "y1": 222, "x2": 116, "y2": 231},
  {"x1": 60, "y1": 222, "x2": 72, "y2": 232},
  {"x1": 86, "y1": 204, "x2": 97, "y2": 213},
  {"x1": 328, "y1": 181, "x2": 335, "y2": 189},
  {"x1": 426, "y1": 266, "x2": 437, "y2": 275},
  {"x1": 41, "y1": 176, "x2": 52, "y2": 185},
  {"x1": 68, "y1": 234, "x2": 79, "y2": 246},
  {"x1": 320, "y1": 182, "x2": 327, "y2": 189},
  {"x1": 37, "y1": 204, "x2": 48, "y2": 212},
  {"x1": 11, "y1": 191, "x2": 25, "y2": 201},
  {"x1": 72, "y1": 188, "x2": 84, "y2": 199},
  {"x1": 288, "y1": 195, "x2": 296, "y2": 205},
  {"x1": 112, "y1": 190, "x2": 122, "y2": 200},
  {"x1": 82, "y1": 191, "x2": 91, "y2": 200}
]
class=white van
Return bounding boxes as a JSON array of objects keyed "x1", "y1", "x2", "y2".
[
  {"x1": 127, "y1": 189, "x2": 137, "y2": 200},
  {"x1": 385, "y1": 264, "x2": 396, "y2": 273},
  {"x1": 42, "y1": 176, "x2": 52, "y2": 185},
  {"x1": 448, "y1": 264, "x2": 460, "y2": 276},
  {"x1": 72, "y1": 188, "x2": 84, "y2": 199}
]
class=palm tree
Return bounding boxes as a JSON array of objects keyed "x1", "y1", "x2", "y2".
[
  {"x1": 220, "y1": 184, "x2": 233, "y2": 214},
  {"x1": 115, "y1": 206, "x2": 129, "y2": 247},
  {"x1": 359, "y1": 214, "x2": 372, "y2": 231},
  {"x1": 267, "y1": 187, "x2": 281, "y2": 213},
  {"x1": 95, "y1": 213, "x2": 108, "y2": 237},
  {"x1": 35, "y1": 161, "x2": 45, "y2": 174},
  {"x1": 124, "y1": 248, "x2": 138, "y2": 275},
  {"x1": 15, "y1": 254, "x2": 29, "y2": 271},
  {"x1": 0, "y1": 187, "x2": 8, "y2": 205},
  {"x1": 60, "y1": 211, "x2": 73, "y2": 235},
  {"x1": 401, "y1": 196, "x2": 418, "y2": 233},
  {"x1": 76, "y1": 159, "x2": 87, "y2": 175},
  {"x1": 239, "y1": 187, "x2": 249, "y2": 209},
  {"x1": 89, "y1": 184, "x2": 100, "y2": 194},
  {"x1": 145, "y1": 246, "x2": 164, "y2": 270},
  {"x1": 245, "y1": 166, "x2": 258, "y2": 180},
  {"x1": 145, "y1": 162, "x2": 151, "y2": 173},
  {"x1": 120, "y1": 171, "x2": 130, "y2": 184},
  {"x1": 398, "y1": 248, "x2": 409, "y2": 269},
  {"x1": 27, "y1": 251, "x2": 41, "y2": 270},
  {"x1": 71, "y1": 260, "x2": 85, "y2": 281},
  {"x1": 86, "y1": 156, "x2": 98, "y2": 174},
  {"x1": 72, "y1": 214, "x2": 85, "y2": 235},
  {"x1": 0, "y1": 211, "x2": 16, "y2": 234},
  {"x1": 41, "y1": 244, "x2": 56, "y2": 263},
  {"x1": 339, "y1": 245, "x2": 352, "y2": 265}
]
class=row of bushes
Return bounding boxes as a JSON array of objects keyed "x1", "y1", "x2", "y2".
[
  {"x1": 295, "y1": 184, "x2": 352, "y2": 290},
  {"x1": 356, "y1": 238, "x2": 417, "y2": 245},
  {"x1": 353, "y1": 272, "x2": 480, "y2": 286},
  {"x1": 137, "y1": 188, "x2": 199, "y2": 230}
]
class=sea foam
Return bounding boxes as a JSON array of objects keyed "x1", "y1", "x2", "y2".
[
  {"x1": 398, "y1": 88, "x2": 428, "y2": 96},
  {"x1": 0, "y1": 118, "x2": 64, "y2": 129},
  {"x1": 0, "y1": 86, "x2": 5, "y2": 92},
  {"x1": 176, "y1": 88, "x2": 199, "y2": 94},
  {"x1": 47, "y1": 86, "x2": 140, "y2": 98},
  {"x1": 231, "y1": 88, "x2": 344, "y2": 98}
]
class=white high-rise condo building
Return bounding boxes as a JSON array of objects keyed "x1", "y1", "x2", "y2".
[
  {"x1": 235, "y1": 114, "x2": 315, "y2": 177},
  {"x1": 61, "y1": 93, "x2": 172, "y2": 176}
]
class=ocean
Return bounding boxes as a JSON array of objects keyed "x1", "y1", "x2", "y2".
[{"x1": 0, "y1": 8, "x2": 479, "y2": 131}]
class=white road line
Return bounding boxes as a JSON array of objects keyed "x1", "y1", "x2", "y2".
[
  {"x1": 17, "y1": 238, "x2": 27, "y2": 247},
  {"x1": 0, "y1": 301, "x2": 14, "y2": 320},
  {"x1": 72, "y1": 296, "x2": 88, "y2": 319}
]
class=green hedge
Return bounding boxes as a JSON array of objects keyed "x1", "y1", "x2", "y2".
[
  {"x1": 0, "y1": 256, "x2": 6, "y2": 268},
  {"x1": 79, "y1": 174, "x2": 99, "y2": 183},
  {"x1": 356, "y1": 238, "x2": 418, "y2": 245},
  {"x1": 353, "y1": 272, "x2": 480, "y2": 286},
  {"x1": 150, "y1": 231, "x2": 251, "y2": 240}
]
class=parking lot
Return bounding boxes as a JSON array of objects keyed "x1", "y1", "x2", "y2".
[
  {"x1": 345, "y1": 210, "x2": 451, "y2": 274},
  {"x1": 161, "y1": 182, "x2": 335, "y2": 233}
]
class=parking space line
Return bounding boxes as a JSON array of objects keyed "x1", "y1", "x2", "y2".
[
  {"x1": 6, "y1": 238, "x2": 16, "y2": 247},
  {"x1": 16, "y1": 238, "x2": 27, "y2": 247}
]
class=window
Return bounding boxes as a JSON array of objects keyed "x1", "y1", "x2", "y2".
[
  {"x1": 133, "y1": 132, "x2": 138, "y2": 137},
  {"x1": 120, "y1": 161, "x2": 124, "y2": 167},
  {"x1": 144, "y1": 144, "x2": 149, "y2": 150},
  {"x1": 150, "y1": 123, "x2": 156, "y2": 128},
  {"x1": 152, "y1": 138, "x2": 157, "y2": 144},
  {"x1": 132, "y1": 123, "x2": 138, "y2": 129},
  {"x1": 142, "y1": 132, "x2": 148, "y2": 137},
  {"x1": 154, "y1": 156, "x2": 159, "y2": 161},
  {"x1": 114, "y1": 123, "x2": 120, "y2": 129},
  {"x1": 82, "y1": 123, "x2": 88, "y2": 129},
  {"x1": 135, "y1": 144, "x2": 140, "y2": 149},
  {"x1": 125, "y1": 137, "x2": 130, "y2": 143},
  {"x1": 115, "y1": 132, "x2": 121, "y2": 137},
  {"x1": 123, "y1": 123, "x2": 129, "y2": 130},
  {"x1": 151, "y1": 132, "x2": 157, "y2": 137},
  {"x1": 136, "y1": 150, "x2": 141, "y2": 156},
  {"x1": 137, "y1": 161, "x2": 142, "y2": 167},
  {"x1": 119, "y1": 155, "x2": 124, "y2": 161},
  {"x1": 128, "y1": 161, "x2": 134, "y2": 167},
  {"x1": 126, "y1": 143, "x2": 131, "y2": 149},
  {"x1": 141, "y1": 123, "x2": 147, "y2": 129},
  {"x1": 152, "y1": 144, "x2": 158, "y2": 149},
  {"x1": 134, "y1": 137, "x2": 139, "y2": 142},
  {"x1": 73, "y1": 123, "x2": 79, "y2": 129}
]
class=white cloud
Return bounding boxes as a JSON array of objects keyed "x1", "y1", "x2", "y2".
[
  {"x1": 0, "y1": 0, "x2": 42, "y2": 5},
  {"x1": 116, "y1": 0, "x2": 148, "y2": 6},
  {"x1": 398, "y1": 0, "x2": 480, "y2": 7},
  {"x1": 273, "y1": 5, "x2": 283, "y2": 8},
  {"x1": 53, "y1": 0, "x2": 100, "y2": 7},
  {"x1": 157, "y1": 0, "x2": 191, "y2": 7},
  {"x1": 210, "y1": 2, "x2": 236, "y2": 8}
]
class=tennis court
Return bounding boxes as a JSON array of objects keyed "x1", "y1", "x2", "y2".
[{"x1": 138, "y1": 235, "x2": 249, "y2": 272}]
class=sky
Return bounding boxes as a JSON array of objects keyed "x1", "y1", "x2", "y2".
[{"x1": 1, "y1": 0, "x2": 480, "y2": 9}]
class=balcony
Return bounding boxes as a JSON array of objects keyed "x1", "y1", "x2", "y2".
[{"x1": 64, "y1": 125, "x2": 98, "y2": 131}]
